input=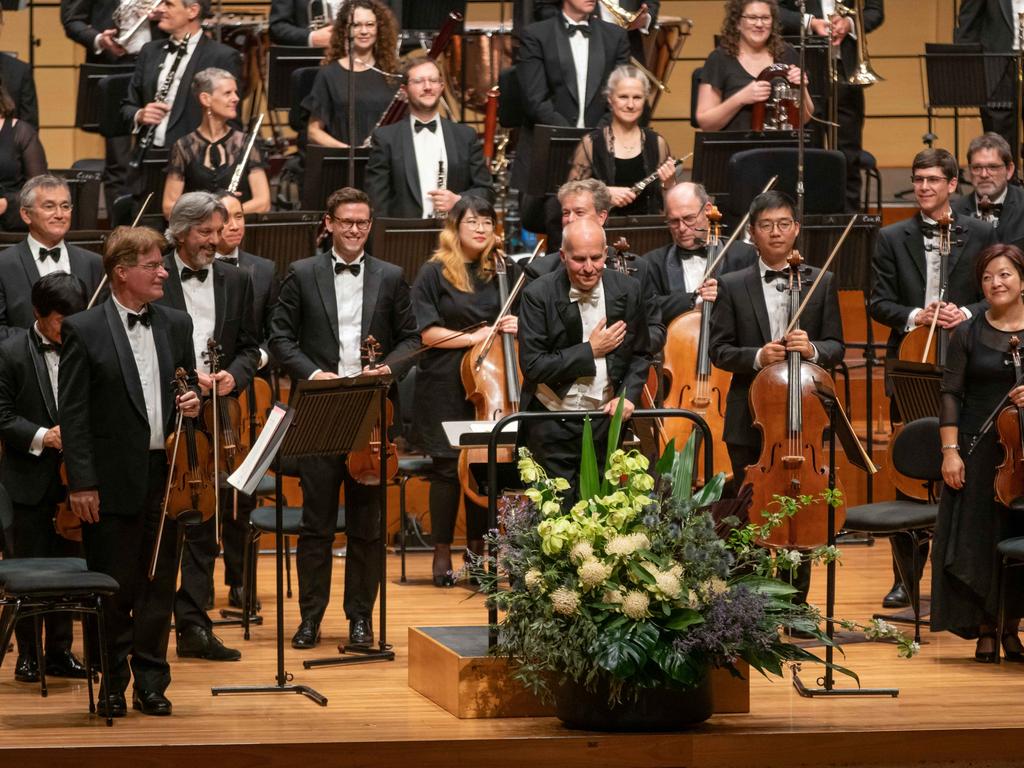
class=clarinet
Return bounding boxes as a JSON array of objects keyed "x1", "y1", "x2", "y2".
[
  {"x1": 227, "y1": 113, "x2": 265, "y2": 194},
  {"x1": 130, "y1": 34, "x2": 191, "y2": 170},
  {"x1": 630, "y1": 157, "x2": 683, "y2": 195},
  {"x1": 433, "y1": 160, "x2": 446, "y2": 219}
]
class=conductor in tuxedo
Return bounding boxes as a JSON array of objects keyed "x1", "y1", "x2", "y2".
[
  {"x1": 518, "y1": 217, "x2": 651, "y2": 490},
  {"x1": 121, "y1": 0, "x2": 241, "y2": 161},
  {"x1": 641, "y1": 182, "x2": 758, "y2": 326},
  {"x1": 0, "y1": 272, "x2": 90, "y2": 684},
  {"x1": 269, "y1": 187, "x2": 419, "y2": 650},
  {"x1": 156, "y1": 191, "x2": 259, "y2": 661},
  {"x1": 952, "y1": 133, "x2": 1024, "y2": 248},
  {"x1": 365, "y1": 57, "x2": 493, "y2": 219},
  {"x1": 0, "y1": 175, "x2": 104, "y2": 340},
  {"x1": 60, "y1": 225, "x2": 201, "y2": 717}
]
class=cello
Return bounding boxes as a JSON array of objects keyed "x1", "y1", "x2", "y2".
[
  {"x1": 346, "y1": 336, "x2": 399, "y2": 485},
  {"x1": 745, "y1": 251, "x2": 847, "y2": 549},
  {"x1": 995, "y1": 336, "x2": 1024, "y2": 509}
]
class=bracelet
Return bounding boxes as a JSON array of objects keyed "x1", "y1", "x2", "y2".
[{"x1": 941, "y1": 444, "x2": 960, "y2": 452}]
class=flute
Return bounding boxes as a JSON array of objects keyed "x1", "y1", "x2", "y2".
[{"x1": 227, "y1": 113, "x2": 265, "y2": 194}]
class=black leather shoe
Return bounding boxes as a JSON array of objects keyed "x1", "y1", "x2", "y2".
[
  {"x1": 1002, "y1": 633, "x2": 1024, "y2": 662},
  {"x1": 349, "y1": 618, "x2": 373, "y2": 646},
  {"x1": 882, "y1": 583, "x2": 910, "y2": 609},
  {"x1": 291, "y1": 620, "x2": 320, "y2": 649},
  {"x1": 228, "y1": 585, "x2": 261, "y2": 612},
  {"x1": 96, "y1": 690, "x2": 127, "y2": 718},
  {"x1": 132, "y1": 689, "x2": 172, "y2": 716},
  {"x1": 45, "y1": 649, "x2": 90, "y2": 679},
  {"x1": 176, "y1": 625, "x2": 241, "y2": 661},
  {"x1": 14, "y1": 654, "x2": 39, "y2": 683}
]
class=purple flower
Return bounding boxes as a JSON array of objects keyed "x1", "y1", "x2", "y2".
[{"x1": 673, "y1": 587, "x2": 774, "y2": 660}]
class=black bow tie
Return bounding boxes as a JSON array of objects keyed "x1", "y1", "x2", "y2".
[
  {"x1": 38, "y1": 247, "x2": 60, "y2": 262},
  {"x1": 978, "y1": 203, "x2": 1004, "y2": 220},
  {"x1": 219, "y1": 256, "x2": 238, "y2": 266},
  {"x1": 414, "y1": 120, "x2": 437, "y2": 133},
  {"x1": 35, "y1": 336, "x2": 59, "y2": 353},
  {"x1": 335, "y1": 261, "x2": 361, "y2": 276},
  {"x1": 565, "y1": 22, "x2": 591, "y2": 37},
  {"x1": 764, "y1": 269, "x2": 790, "y2": 283},
  {"x1": 181, "y1": 266, "x2": 209, "y2": 282},
  {"x1": 165, "y1": 39, "x2": 186, "y2": 55},
  {"x1": 677, "y1": 247, "x2": 705, "y2": 261},
  {"x1": 127, "y1": 311, "x2": 151, "y2": 330}
]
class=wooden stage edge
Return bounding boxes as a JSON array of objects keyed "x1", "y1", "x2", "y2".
[{"x1": 3, "y1": 544, "x2": 1024, "y2": 768}]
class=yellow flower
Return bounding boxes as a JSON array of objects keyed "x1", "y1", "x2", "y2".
[
  {"x1": 518, "y1": 456, "x2": 540, "y2": 483},
  {"x1": 550, "y1": 586, "x2": 580, "y2": 616},
  {"x1": 537, "y1": 518, "x2": 572, "y2": 556},
  {"x1": 602, "y1": 588, "x2": 624, "y2": 605},
  {"x1": 524, "y1": 568, "x2": 544, "y2": 592},
  {"x1": 578, "y1": 558, "x2": 613, "y2": 590},
  {"x1": 524, "y1": 488, "x2": 543, "y2": 505},
  {"x1": 541, "y1": 500, "x2": 561, "y2": 517},
  {"x1": 653, "y1": 570, "x2": 683, "y2": 600},
  {"x1": 552, "y1": 477, "x2": 570, "y2": 491},
  {"x1": 569, "y1": 541, "x2": 594, "y2": 565},
  {"x1": 621, "y1": 590, "x2": 650, "y2": 620}
]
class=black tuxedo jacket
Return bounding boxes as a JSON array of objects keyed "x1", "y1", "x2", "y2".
[
  {"x1": 61, "y1": 0, "x2": 165, "y2": 63},
  {"x1": 0, "y1": 240, "x2": 104, "y2": 340},
  {"x1": 0, "y1": 329, "x2": 63, "y2": 506},
  {"x1": 533, "y1": 0, "x2": 660, "y2": 23},
  {"x1": 956, "y1": 0, "x2": 1014, "y2": 52},
  {"x1": 640, "y1": 241, "x2": 759, "y2": 325},
  {"x1": 869, "y1": 214, "x2": 995, "y2": 356},
  {"x1": 365, "y1": 118, "x2": 493, "y2": 219},
  {"x1": 59, "y1": 301, "x2": 196, "y2": 514},
  {"x1": 234, "y1": 249, "x2": 279, "y2": 356},
  {"x1": 778, "y1": 0, "x2": 884, "y2": 77},
  {"x1": 0, "y1": 54, "x2": 39, "y2": 127},
  {"x1": 121, "y1": 36, "x2": 242, "y2": 146},
  {"x1": 952, "y1": 184, "x2": 1024, "y2": 249},
  {"x1": 269, "y1": 251, "x2": 420, "y2": 381},
  {"x1": 709, "y1": 264, "x2": 845, "y2": 447},
  {"x1": 518, "y1": 267, "x2": 651, "y2": 410}
]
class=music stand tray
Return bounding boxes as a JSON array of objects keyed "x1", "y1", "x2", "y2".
[
  {"x1": 75, "y1": 63, "x2": 135, "y2": 133},
  {"x1": 884, "y1": 359, "x2": 943, "y2": 422},
  {"x1": 525, "y1": 124, "x2": 589, "y2": 197},
  {"x1": 370, "y1": 218, "x2": 444, "y2": 282}
]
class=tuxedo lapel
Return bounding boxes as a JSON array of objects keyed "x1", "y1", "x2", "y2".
[
  {"x1": 169, "y1": 37, "x2": 204, "y2": 127},
  {"x1": 1000, "y1": 0, "x2": 1013, "y2": 31},
  {"x1": 150, "y1": 307, "x2": 176, "y2": 426},
  {"x1": 584, "y1": 22, "x2": 606, "y2": 115},
  {"x1": 901, "y1": 218, "x2": 927, "y2": 285},
  {"x1": 602, "y1": 272, "x2": 628, "y2": 323},
  {"x1": 16, "y1": 240, "x2": 41, "y2": 291},
  {"x1": 162, "y1": 254, "x2": 187, "y2": 311},
  {"x1": 400, "y1": 123, "x2": 422, "y2": 208},
  {"x1": 27, "y1": 334, "x2": 57, "y2": 423},
  {"x1": 103, "y1": 301, "x2": 148, "y2": 423},
  {"x1": 361, "y1": 257, "x2": 381, "y2": 341},
  {"x1": 743, "y1": 267, "x2": 772, "y2": 343},
  {"x1": 314, "y1": 253, "x2": 340, "y2": 348},
  {"x1": 947, "y1": 215, "x2": 969, "y2": 278},
  {"x1": 212, "y1": 263, "x2": 227, "y2": 340},
  {"x1": 440, "y1": 120, "x2": 461, "y2": 188},
  {"x1": 554, "y1": 270, "x2": 584, "y2": 344},
  {"x1": 554, "y1": 24, "x2": 578, "y2": 109}
]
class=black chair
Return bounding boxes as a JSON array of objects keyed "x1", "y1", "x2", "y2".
[
  {"x1": 996, "y1": 536, "x2": 1024, "y2": 663},
  {"x1": 724, "y1": 147, "x2": 847, "y2": 220},
  {"x1": 288, "y1": 66, "x2": 320, "y2": 134},
  {"x1": 843, "y1": 417, "x2": 942, "y2": 644},
  {"x1": 393, "y1": 366, "x2": 433, "y2": 584},
  {"x1": 689, "y1": 67, "x2": 703, "y2": 128},
  {"x1": 859, "y1": 150, "x2": 883, "y2": 213},
  {"x1": 97, "y1": 74, "x2": 133, "y2": 138}
]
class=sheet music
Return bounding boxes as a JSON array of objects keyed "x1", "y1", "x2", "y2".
[{"x1": 228, "y1": 403, "x2": 294, "y2": 495}]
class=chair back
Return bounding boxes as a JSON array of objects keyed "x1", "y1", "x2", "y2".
[
  {"x1": 892, "y1": 417, "x2": 943, "y2": 482},
  {"x1": 97, "y1": 74, "x2": 133, "y2": 138},
  {"x1": 725, "y1": 147, "x2": 846, "y2": 219}
]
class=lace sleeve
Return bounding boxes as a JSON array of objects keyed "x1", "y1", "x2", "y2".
[
  {"x1": 567, "y1": 133, "x2": 596, "y2": 182},
  {"x1": 13, "y1": 121, "x2": 46, "y2": 178},
  {"x1": 939, "y1": 322, "x2": 971, "y2": 427},
  {"x1": 167, "y1": 137, "x2": 187, "y2": 180}
]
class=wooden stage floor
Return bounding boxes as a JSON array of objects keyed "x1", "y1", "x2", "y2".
[{"x1": 2, "y1": 541, "x2": 1023, "y2": 768}]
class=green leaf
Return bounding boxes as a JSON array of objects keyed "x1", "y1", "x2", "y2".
[
  {"x1": 590, "y1": 622, "x2": 658, "y2": 678},
  {"x1": 600, "y1": 393, "x2": 627, "y2": 496},
  {"x1": 692, "y1": 471, "x2": 726, "y2": 508},
  {"x1": 655, "y1": 438, "x2": 677, "y2": 476},
  {"x1": 579, "y1": 415, "x2": 600, "y2": 500},
  {"x1": 665, "y1": 608, "x2": 704, "y2": 631},
  {"x1": 650, "y1": 645, "x2": 699, "y2": 685},
  {"x1": 732, "y1": 575, "x2": 799, "y2": 596},
  {"x1": 671, "y1": 431, "x2": 697, "y2": 503},
  {"x1": 628, "y1": 561, "x2": 657, "y2": 585}
]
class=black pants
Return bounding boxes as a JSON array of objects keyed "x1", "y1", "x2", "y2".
[
  {"x1": 836, "y1": 81, "x2": 867, "y2": 212},
  {"x1": 520, "y1": 409, "x2": 610, "y2": 508},
  {"x1": 296, "y1": 455, "x2": 381, "y2": 625},
  {"x1": 221, "y1": 488, "x2": 258, "y2": 587},
  {"x1": 12, "y1": 501, "x2": 78, "y2": 658},
  {"x1": 103, "y1": 135, "x2": 133, "y2": 218},
  {"x1": 428, "y1": 456, "x2": 488, "y2": 545},
  {"x1": 81, "y1": 453, "x2": 180, "y2": 695}
]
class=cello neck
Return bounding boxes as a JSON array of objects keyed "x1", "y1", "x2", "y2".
[{"x1": 494, "y1": 253, "x2": 521, "y2": 407}]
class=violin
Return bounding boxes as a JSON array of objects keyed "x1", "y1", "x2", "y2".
[
  {"x1": 749, "y1": 63, "x2": 800, "y2": 132},
  {"x1": 53, "y1": 461, "x2": 81, "y2": 542},
  {"x1": 346, "y1": 336, "x2": 399, "y2": 485},
  {"x1": 201, "y1": 339, "x2": 243, "y2": 523},
  {"x1": 237, "y1": 375, "x2": 272, "y2": 453},
  {"x1": 745, "y1": 251, "x2": 846, "y2": 549},
  {"x1": 459, "y1": 250, "x2": 521, "y2": 508},
  {"x1": 661, "y1": 206, "x2": 733, "y2": 484},
  {"x1": 995, "y1": 336, "x2": 1024, "y2": 509}
]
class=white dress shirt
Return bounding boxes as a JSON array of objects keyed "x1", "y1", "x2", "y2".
[
  {"x1": 1016, "y1": 0, "x2": 1024, "y2": 50},
  {"x1": 174, "y1": 253, "x2": 218, "y2": 371},
  {"x1": 28, "y1": 323, "x2": 59, "y2": 456},
  {"x1": 112, "y1": 294, "x2": 165, "y2": 450},
  {"x1": 153, "y1": 34, "x2": 200, "y2": 148},
  {"x1": 562, "y1": 13, "x2": 591, "y2": 128},
  {"x1": 334, "y1": 251, "x2": 364, "y2": 377},
  {"x1": 411, "y1": 114, "x2": 447, "y2": 218},
  {"x1": 681, "y1": 251, "x2": 709, "y2": 297},
  {"x1": 534, "y1": 281, "x2": 612, "y2": 411},
  {"x1": 754, "y1": 259, "x2": 818, "y2": 369},
  {"x1": 27, "y1": 234, "x2": 70, "y2": 279},
  {"x1": 905, "y1": 212, "x2": 972, "y2": 331}
]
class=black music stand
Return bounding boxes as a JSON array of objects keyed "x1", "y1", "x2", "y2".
[
  {"x1": 525, "y1": 125, "x2": 589, "y2": 197},
  {"x1": 243, "y1": 211, "x2": 324, "y2": 276},
  {"x1": 370, "y1": 218, "x2": 444, "y2": 281},
  {"x1": 302, "y1": 147, "x2": 370, "y2": 211},
  {"x1": 692, "y1": 130, "x2": 805, "y2": 204},
  {"x1": 885, "y1": 359, "x2": 943, "y2": 423},
  {"x1": 268, "y1": 46, "x2": 323, "y2": 111},
  {"x1": 75, "y1": 63, "x2": 135, "y2": 134},
  {"x1": 799, "y1": 213, "x2": 881, "y2": 292},
  {"x1": 604, "y1": 214, "x2": 672, "y2": 256},
  {"x1": 52, "y1": 168, "x2": 103, "y2": 230}
]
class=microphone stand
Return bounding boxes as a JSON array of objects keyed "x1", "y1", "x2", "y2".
[{"x1": 346, "y1": 2, "x2": 357, "y2": 187}]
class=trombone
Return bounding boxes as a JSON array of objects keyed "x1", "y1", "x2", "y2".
[{"x1": 831, "y1": 0, "x2": 883, "y2": 87}]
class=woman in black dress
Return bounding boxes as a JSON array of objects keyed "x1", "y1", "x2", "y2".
[
  {"x1": 162, "y1": 67, "x2": 270, "y2": 218},
  {"x1": 304, "y1": 0, "x2": 400, "y2": 149},
  {"x1": 935, "y1": 243, "x2": 1024, "y2": 662},
  {"x1": 568, "y1": 64, "x2": 679, "y2": 217},
  {"x1": 695, "y1": 0, "x2": 812, "y2": 131},
  {"x1": 0, "y1": 85, "x2": 46, "y2": 231},
  {"x1": 411, "y1": 196, "x2": 519, "y2": 586}
]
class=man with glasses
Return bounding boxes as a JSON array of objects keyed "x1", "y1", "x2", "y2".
[
  {"x1": 0, "y1": 174, "x2": 104, "y2": 340},
  {"x1": 269, "y1": 187, "x2": 419, "y2": 650},
  {"x1": 365, "y1": 57, "x2": 492, "y2": 219},
  {"x1": 641, "y1": 182, "x2": 757, "y2": 326},
  {"x1": 952, "y1": 133, "x2": 1024, "y2": 247},
  {"x1": 870, "y1": 147, "x2": 994, "y2": 610},
  {"x1": 710, "y1": 190, "x2": 844, "y2": 608}
]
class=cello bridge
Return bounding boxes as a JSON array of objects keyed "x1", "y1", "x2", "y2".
[{"x1": 781, "y1": 455, "x2": 805, "y2": 471}]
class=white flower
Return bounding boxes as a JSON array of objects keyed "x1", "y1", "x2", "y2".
[
  {"x1": 706, "y1": 577, "x2": 728, "y2": 596},
  {"x1": 621, "y1": 590, "x2": 650, "y2": 620},
  {"x1": 550, "y1": 586, "x2": 580, "y2": 616},
  {"x1": 569, "y1": 541, "x2": 595, "y2": 565},
  {"x1": 524, "y1": 568, "x2": 544, "y2": 591},
  {"x1": 653, "y1": 570, "x2": 683, "y2": 599},
  {"x1": 602, "y1": 588, "x2": 624, "y2": 605},
  {"x1": 604, "y1": 532, "x2": 651, "y2": 557},
  {"x1": 578, "y1": 558, "x2": 612, "y2": 590},
  {"x1": 784, "y1": 549, "x2": 802, "y2": 566},
  {"x1": 541, "y1": 500, "x2": 561, "y2": 517}
]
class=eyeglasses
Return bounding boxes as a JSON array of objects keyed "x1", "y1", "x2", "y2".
[
  {"x1": 462, "y1": 218, "x2": 495, "y2": 231},
  {"x1": 754, "y1": 218, "x2": 795, "y2": 233},
  {"x1": 131, "y1": 261, "x2": 165, "y2": 272},
  {"x1": 665, "y1": 213, "x2": 701, "y2": 228},
  {"x1": 740, "y1": 14, "x2": 772, "y2": 25},
  {"x1": 969, "y1": 163, "x2": 1007, "y2": 175},
  {"x1": 328, "y1": 216, "x2": 371, "y2": 231},
  {"x1": 35, "y1": 202, "x2": 73, "y2": 214},
  {"x1": 407, "y1": 76, "x2": 442, "y2": 87},
  {"x1": 911, "y1": 175, "x2": 950, "y2": 187}
]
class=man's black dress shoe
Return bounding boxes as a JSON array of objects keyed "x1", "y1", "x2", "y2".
[
  {"x1": 14, "y1": 654, "x2": 39, "y2": 683},
  {"x1": 228, "y1": 585, "x2": 261, "y2": 611},
  {"x1": 45, "y1": 649, "x2": 90, "y2": 678},
  {"x1": 349, "y1": 618, "x2": 373, "y2": 646},
  {"x1": 133, "y1": 689, "x2": 172, "y2": 716},
  {"x1": 291, "y1": 620, "x2": 320, "y2": 649},
  {"x1": 882, "y1": 583, "x2": 910, "y2": 609},
  {"x1": 96, "y1": 690, "x2": 127, "y2": 718},
  {"x1": 176, "y1": 625, "x2": 241, "y2": 661}
]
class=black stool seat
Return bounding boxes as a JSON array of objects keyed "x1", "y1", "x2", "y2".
[
  {"x1": 398, "y1": 456, "x2": 433, "y2": 474},
  {"x1": 253, "y1": 474, "x2": 278, "y2": 498},
  {"x1": 1, "y1": 569, "x2": 119, "y2": 597},
  {"x1": 997, "y1": 537, "x2": 1024, "y2": 560},
  {"x1": 0, "y1": 558, "x2": 88, "y2": 580},
  {"x1": 249, "y1": 506, "x2": 346, "y2": 535},
  {"x1": 844, "y1": 502, "x2": 938, "y2": 534}
]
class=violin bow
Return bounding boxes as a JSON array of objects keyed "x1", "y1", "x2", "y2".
[
  {"x1": 702, "y1": 174, "x2": 778, "y2": 280},
  {"x1": 87, "y1": 192, "x2": 154, "y2": 310},
  {"x1": 919, "y1": 213, "x2": 953, "y2": 363},
  {"x1": 473, "y1": 239, "x2": 545, "y2": 369},
  {"x1": 373, "y1": 321, "x2": 489, "y2": 372},
  {"x1": 149, "y1": 367, "x2": 187, "y2": 580},
  {"x1": 783, "y1": 214, "x2": 857, "y2": 336}
]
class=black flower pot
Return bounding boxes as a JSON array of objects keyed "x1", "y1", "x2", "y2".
[{"x1": 555, "y1": 671, "x2": 713, "y2": 731}]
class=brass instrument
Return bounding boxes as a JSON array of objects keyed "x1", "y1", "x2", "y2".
[
  {"x1": 628, "y1": 56, "x2": 669, "y2": 97},
  {"x1": 113, "y1": 0, "x2": 161, "y2": 54},
  {"x1": 598, "y1": 0, "x2": 640, "y2": 27},
  {"x1": 308, "y1": 0, "x2": 332, "y2": 32},
  {"x1": 830, "y1": 0, "x2": 882, "y2": 87}
]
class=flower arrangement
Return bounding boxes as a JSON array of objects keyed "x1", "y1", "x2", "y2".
[{"x1": 477, "y1": 409, "x2": 917, "y2": 707}]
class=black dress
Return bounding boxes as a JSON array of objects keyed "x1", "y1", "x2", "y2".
[
  {"x1": 568, "y1": 126, "x2": 669, "y2": 217},
  {"x1": 699, "y1": 44, "x2": 800, "y2": 131},
  {"x1": 0, "y1": 119, "x2": 46, "y2": 231},
  {"x1": 931, "y1": 315, "x2": 1024, "y2": 639},
  {"x1": 302, "y1": 65, "x2": 398, "y2": 147},
  {"x1": 167, "y1": 127, "x2": 267, "y2": 203}
]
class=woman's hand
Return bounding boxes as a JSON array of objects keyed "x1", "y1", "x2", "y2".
[
  {"x1": 786, "y1": 66, "x2": 805, "y2": 87},
  {"x1": 942, "y1": 449, "x2": 965, "y2": 490},
  {"x1": 738, "y1": 79, "x2": 772, "y2": 105},
  {"x1": 1010, "y1": 385, "x2": 1024, "y2": 408},
  {"x1": 497, "y1": 314, "x2": 518, "y2": 336},
  {"x1": 657, "y1": 157, "x2": 679, "y2": 188},
  {"x1": 608, "y1": 186, "x2": 637, "y2": 208}
]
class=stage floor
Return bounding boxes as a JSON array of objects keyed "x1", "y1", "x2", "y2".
[{"x1": 2, "y1": 540, "x2": 1023, "y2": 768}]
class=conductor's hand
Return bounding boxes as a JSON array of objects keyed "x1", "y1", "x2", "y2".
[
  {"x1": 696, "y1": 278, "x2": 718, "y2": 303},
  {"x1": 497, "y1": 314, "x2": 518, "y2": 336},
  {"x1": 938, "y1": 302, "x2": 967, "y2": 329},
  {"x1": 785, "y1": 329, "x2": 815, "y2": 360},
  {"x1": 589, "y1": 318, "x2": 626, "y2": 358},
  {"x1": 759, "y1": 340, "x2": 787, "y2": 366},
  {"x1": 42, "y1": 426, "x2": 62, "y2": 451},
  {"x1": 136, "y1": 101, "x2": 170, "y2": 126},
  {"x1": 1010, "y1": 384, "x2": 1024, "y2": 408},
  {"x1": 97, "y1": 29, "x2": 127, "y2": 58},
  {"x1": 739, "y1": 79, "x2": 773, "y2": 105},
  {"x1": 603, "y1": 396, "x2": 635, "y2": 419},
  {"x1": 942, "y1": 449, "x2": 965, "y2": 490},
  {"x1": 71, "y1": 490, "x2": 100, "y2": 524},
  {"x1": 177, "y1": 390, "x2": 200, "y2": 418}
]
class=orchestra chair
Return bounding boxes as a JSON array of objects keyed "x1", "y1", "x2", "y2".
[
  {"x1": 996, "y1": 536, "x2": 1024, "y2": 664},
  {"x1": 843, "y1": 417, "x2": 941, "y2": 645},
  {"x1": 97, "y1": 74, "x2": 134, "y2": 138},
  {"x1": 724, "y1": 147, "x2": 846, "y2": 220},
  {"x1": 689, "y1": 67, "x2": 703, "y2": 128},
  {"x1": 0, "y1": 557, "x2": 118, "y2": 725},
  {"x1": 392, "y1": 366, "x2": 433, "y2": 584},
  {"x1": 859, "y1": 150, "x2": 883, "y2": 213},
  {"x1": 288, "y1": 66, "x2": 319, "y2": 134}
]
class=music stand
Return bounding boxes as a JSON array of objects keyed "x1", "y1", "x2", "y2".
[
  {"x1": 692, "y1": 130, "x2": 805, "y2": 205},
  {"x1": 52, "y1": 169, "x2": 103, "y2": 230},
  {"x1": 604, "y1": 214, "x2": 672, "y2": 256},
  {"x1": 370, "y1": 218, "x2": 443, "y2": 281},
  {"x1": 268, "y1": 46, "x2": 323, "y2": 111},
  {"x1": 301, "y1": 146, "x2": 370, "y2": 211},
  {"x1": 75, "y1": 63, "x2": 135, "y2": 134},
  {"x1": 243, "y1": 211, "x2": 324, "y2": 276},
  {"x1": 525, "y1": 125, "x2": 589, "y2": 197},
  {"x1": 799, "y1": 213, "x2": 881, "y2": 292},
  {"x1": 885, "y1": 359, "x2": 943, "y2": 423}
]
